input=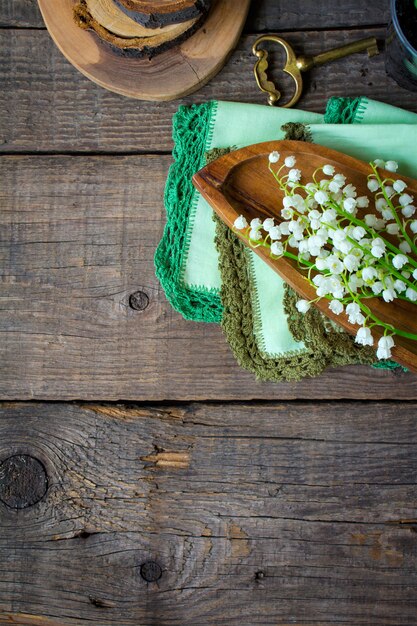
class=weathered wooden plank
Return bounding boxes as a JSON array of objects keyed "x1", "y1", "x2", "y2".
[
  {"x1": 0, "y1": 401, "x2": 417, "y2": 625},
  {"x1": 0, "y1": 0, "x2": 390, "y2": 30},
  {"x1": 248, "y1": 0, "x2": 390, "y2": 31},
  {"x1": 1, "y1": 154, "x2": 416, "y2": 400},
  {"x1": 2, "y1": 26, "x2": 417, "y2": 153},
  {"x1": 0, "y1": 0, "x2": 43, "y2": 28}
]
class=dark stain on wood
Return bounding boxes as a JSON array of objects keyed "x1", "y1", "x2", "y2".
[
  {"x1": 129, "y1": 290, "x2": 150, "y2": 311},
  {"x1": 140, "y1": 560, "x2": 163, "y2": 582},
  {"x1": 0, "y1": 455, "x2": 48, "y2": 509}
]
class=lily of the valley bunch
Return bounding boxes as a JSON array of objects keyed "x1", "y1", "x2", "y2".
[{"x1": 233, "y1": 151, "x2": 417, "y2": 360}]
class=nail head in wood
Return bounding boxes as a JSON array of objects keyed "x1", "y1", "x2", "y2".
[
  {"x1": 140, "y1": 560, "x2": 162, "y2": 582},
  {"x1": 129, "y1": 290, "x2": 149, "y2": 311},
  {"x1": 0, "y1": 455, "x2": 48, "y2": 509}
]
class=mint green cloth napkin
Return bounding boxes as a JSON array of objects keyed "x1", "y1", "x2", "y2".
[{"x1": 155, "y1": 100, "x2": 322, "y2": 324}]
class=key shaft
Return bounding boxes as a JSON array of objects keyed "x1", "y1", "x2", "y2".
[{"x1": 296, "y1": 37, "x2": 379, "y2": 72}]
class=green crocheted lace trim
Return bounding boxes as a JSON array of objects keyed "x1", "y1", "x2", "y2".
[
  {"x1": 324, "y1": 96, "x2": 366, "y2": 124},
  {"x1": 214, "y1": 217, "x2": 376, "y2": 381},
  {"x1": 154, "y1": 101, "x2": 222, "y2": 322}
]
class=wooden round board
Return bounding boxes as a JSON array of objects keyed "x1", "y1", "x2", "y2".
[{"x1": 37, "y1": 0, "x2": 251, "y2": 101}]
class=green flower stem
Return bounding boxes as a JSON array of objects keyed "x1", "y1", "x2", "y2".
[
  {"x1": 343, "y1": 234, "x2": 417, "y2": 291},
  {"x1": 269, "y1": 165, "x2": 290, "y2": 195},
  {"x1": 342, "y1": 276, "x2": 417, "y2": 341},
  {"x1": 318, "y1": 218, "x2": 417, "y2": 293},
  {"x1": 270, "y1": 166, "x2": 312, "y2": 200},
  {"x1": 342, "y1": 276, "x2": 393, "y2": 332},
  {"x1": 371, "y1": 164, "x2": 417, "y2": 257},
  {"x1": 270, "y1": 162, "x2": 289, "y2": 182},
  {"x1": 264, "y1": 164, "x2": 417, "y2": 345},
  {"x1": 284, "y1": 249, "x2": 308, "y2": 264},
  {"x1": 328, "y1": 200, "x2": 417, "y2": 269},
  {"x1": 357, "y1": 286, "x2": 414, "y2": 304},
  {"x1": 379, "y1": 326, "x2": 417, "y2": 341},
  {"x1": 312, "y1": 167, "x2": 323, "y2": 184},
  {"x1": 240, "y1": 228, "x2": 315, "y2": 268}
]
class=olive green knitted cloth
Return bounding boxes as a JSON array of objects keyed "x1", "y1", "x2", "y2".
[{"x1": 214, "y1": 216, "x2": 375, "y2": 382}]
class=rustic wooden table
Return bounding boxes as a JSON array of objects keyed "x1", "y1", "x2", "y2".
[{"x1": 1, "y1": 1, "x2": 417, "y2": 624}]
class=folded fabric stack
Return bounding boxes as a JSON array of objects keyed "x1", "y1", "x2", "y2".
[
  {"x1": 73, "y1": 0, "x2": 211, "y2": 57},
  {"x1": 155, "y1": 97, "x2": 417, "y2": 380}
]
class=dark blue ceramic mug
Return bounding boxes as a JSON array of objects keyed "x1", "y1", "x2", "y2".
[{"x1": 385, "y1": 0, "x2": 417, "y2": 91}]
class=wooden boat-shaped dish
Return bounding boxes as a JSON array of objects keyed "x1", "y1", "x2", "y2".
[{"x1": 193, "y1": 140, "x2": 417, "y2": 373}]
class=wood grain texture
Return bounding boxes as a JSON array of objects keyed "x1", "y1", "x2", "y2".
[
  {"x1": 2, "y1": 2, "x2": 417, "y2": 625},
  {"x1": 0, "y1": 0, "x2": 44, "y2": 28},
  {"x1": 0, "y1": 0, "x2": 390, "y2": 30},
  {"x1": 248, "y1": 0, "x2": 390, "y2": 32},
  {"x1": 1, "y1": 401, "x2": 417, "y2": 625},
  {"x1": 3, "y1": 26, "x2": 417, "y2": 153},
  {"x1": 1, "y1": 154, "x2": 417, "y2": 400}
]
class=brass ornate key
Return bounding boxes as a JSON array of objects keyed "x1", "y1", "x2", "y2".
[{"x1": 253, "y1": 35, "x2": 379, "y2": 108}]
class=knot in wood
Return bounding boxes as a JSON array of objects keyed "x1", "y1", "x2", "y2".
[
  {"x1": 129, "y1": 290, "x2": 149, "y2": 311},
  {"x1": 0, "y1": 455, "x2": 48, "y2": 509},
  {"x1": 140, "y1": 560, "x2": 162, "y2": 582}
]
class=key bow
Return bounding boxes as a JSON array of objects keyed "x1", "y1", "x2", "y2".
[
  {"x1": 252, "y1": 34, "x2": 379, "y2": 109},
  {"x1": 252, "y1": 35, "x2": 303, "y2": 109}
]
